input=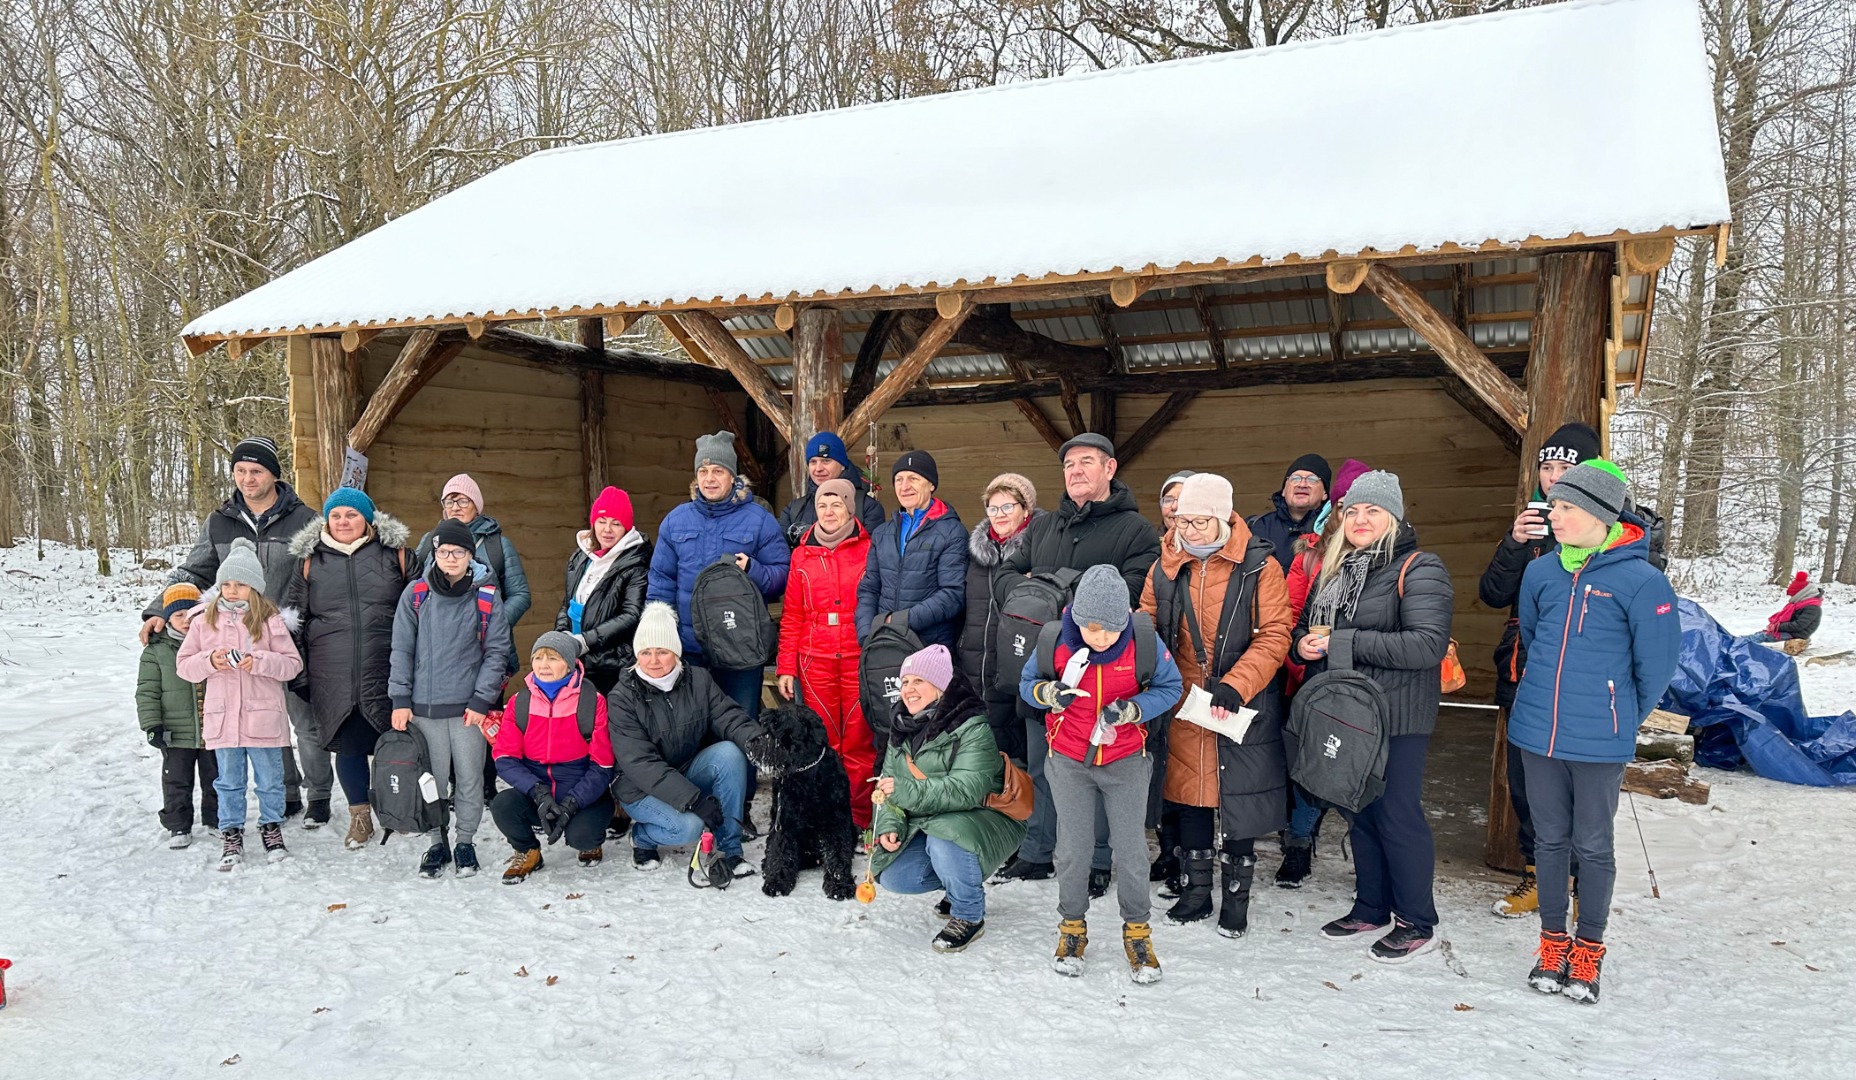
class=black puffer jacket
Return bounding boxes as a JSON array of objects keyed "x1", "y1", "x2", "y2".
[
  {"x1": 555, "y1": 531, "x2": 652, "y2": 694},
  {"x1": 998, "y1": 480, "x2": 1160, "y2": 601},
  {"x1": 144, "y1": 483, "x2": 318, "y2": 619},
  {"x1": 956, "y1": 511, "x2": 1045, "y2": 697},
  {"x1": 606, "y1": 664, "x2": 766, "y2": 810},
  {"x1": 283, "y1": 513, "x2": 413, "y2": 747},
  {"x1": 1292, "y1": 521, "x2": 1453, "y2": 738}
]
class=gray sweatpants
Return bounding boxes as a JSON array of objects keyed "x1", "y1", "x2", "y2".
[
  {"x1": 1518, "y1": 747, "x2": 1625, "y2": 942},
  {"x1": 413, "y1": 714, "x2": 486, "y2": 843},
  {"x1": 1046, "y1": 751, "x2": 1152, "y2": 925},
  {"x1": 283, "y1": 694, "x2": 333, "y2": 803}
]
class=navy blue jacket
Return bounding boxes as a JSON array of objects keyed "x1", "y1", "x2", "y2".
[
  {"x1": 647, "y1": 479, "x2": 790, "y2": 660},
  {"x1": 1246, "y1": 492, "x2": 1322, "y2": 565},
  {"x1": 1509, "y1": 514, "x2": 1681, "y2": 763},
  {"x1": 856, "y1": 499, "x2": 968, "y2": 649}
]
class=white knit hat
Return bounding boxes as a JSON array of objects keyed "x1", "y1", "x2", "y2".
[{"x1": 633, "y1": 601, "x2": 682, "y2": 658}]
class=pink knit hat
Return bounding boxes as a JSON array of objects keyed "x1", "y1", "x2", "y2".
[
  {"x1": 1329, "y1": 459, "x2": 1372, "y2": 507},
  {"x1": 899, "y1": 644, "x2": 954, "y2": 693},
  {"x1": 442, "y1": 473, "x2": 484, "y2": 513},
  {"x1": 589, "y1": 485, "x2": 634, "y2": 531}
]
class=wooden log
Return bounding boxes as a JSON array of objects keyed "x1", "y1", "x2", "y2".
[
  {"x1": 935, "y1": 292, "x2": 966, "y2": 320},
  {"x1": 339, "y1": 328, "x2": 382, "y2": 353},
  {"x1": 1058, "y1": 377, "x2": 1086, "y2": 435},
  {"x1": 1641, "y1": 708, "x2": 1691, "y2": 735},
  {"x1": 1326, "y1": 260, "x2": 1369, "y2": 294},
  {"x1": 773, "y1": 303, "x2": 797, "y2": 332},
  {"x1": 948, "y1": 304, "x2": 1109, "y2": 375},
  {"x1": 1189, "y1": 287, "x2": 1228, "y2": 370},
  {"x1": 1484, "y1": 710, "x2": 1525, "y2": 873},
  {"x1": 348, "y1": 329, "x2": 464, "y2": 454},
  {"x1": 310, "y1": 335, "x2": 355, "y2": 498},
  {"x1": 1090, "y1": 390, "x2": 1116, "y2": 438},
  {"x1": 1116, "y1": 391, "x2": 1198, "y2": 469},
  {"x1": 578, "y1": 309, "x2": 609, "y2": 503},
  {"x1": 1109, "y1": 276, "x2": 1144, "y2": 308},
  {"x1": 1013, "y1": 399, "x2": 1066, "y2": 453},
  {"x1": 835, "y1": 298, "x2": 972, "y2": 442},
  {"x1": 1516, "y1": 251, "x2": 1609, "y2": 509},
  {"x1": 1362, "y1": 263, "x2": 1527, "y2": 433},
  {"x1": 1634, "y1": 730, "x2": 1695, "y2": 764},
  {"x1": 664, "y1": 311, "x2": 794, "y2": 442},
  {"x1": 1622, "y1": 237, "x2": 1675, "y2": 274},
  {"x1": 1622, "y1": 759, "x2": 1711, "y2": 805},
  {"x1": 790, "y1": 307, "x2": 844, "y2": 497}
]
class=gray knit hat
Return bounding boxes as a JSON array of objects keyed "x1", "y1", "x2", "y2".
[
  {"x1": 531, "y1": 630, "x2": 582, "y2": 665},
  {"x1": 215, "y1": 538, "x2": 268, "y2": 595},
  {"x1": 1162, "y1": 469, "x2": 1197, "y2": 496},
  {"x1": 1340, "y1": 470, "x2": 1405, "y2": 520},
  {"x1": 1547, "y1": 459, "x2": 1630, "y2": 529},
  {"x1": 694, "y1": 431, "x2": 738, "y2": 476},
  {"x1": 1069, "y1": 564, "x2": 1131, "y2": 633}
]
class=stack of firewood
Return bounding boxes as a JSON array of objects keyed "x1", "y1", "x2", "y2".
[{"x1": 1622, "y1": 709, "x2": 1710, "y2": 805}]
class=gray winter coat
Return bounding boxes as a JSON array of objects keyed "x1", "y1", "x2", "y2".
[
  {"x1": 143, "y1": 483, "x2": 318, "y2": 617},
  {"x1": 284, "y1": 514, "x2": 413, "y2": 746},
  {"x1": 606, "y1": 664, "x2": 765, "y2": 811},
  {"x1": 388, "y1": 565, "x2": 513, "y2": 717}
]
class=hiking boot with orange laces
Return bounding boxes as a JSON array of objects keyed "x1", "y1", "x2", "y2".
[
  {"x1": 1493, "y1": 866, "x2": 1538, "y2": 918},
  {"x1": 502, "y1": 847, "x2": 543, "y2": 885},
  {"x1": 1528, "y1": 930, "x2": 1573, "y2": 994},
  {"x1": 1562, "y1": 938, "x2": 1607, "y2": 1004}
]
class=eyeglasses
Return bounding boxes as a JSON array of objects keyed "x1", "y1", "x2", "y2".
[
  {"x1": 984, "y1": 502, "x2": 1020, "y2": 517},
  {"x1": 1159, "y1": 496, "x2": 1179, "y2": 509},
  {"x1": 1178, "y1": 516, "x2": 1218, "y2": 531},
  {"x1": 433, "y1": 546, "x2": 472, "y2": 560},
  {"x1": 1286, "y1": 473, "x2": 1324, "y2": 486},
  {"x1": 441, "y1": 495, "x2": 475, "y2": 508}
]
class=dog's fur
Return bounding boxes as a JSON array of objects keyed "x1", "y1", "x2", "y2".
[{"x1": 746, "y1": 702, "x2": 860, "y2": 901}]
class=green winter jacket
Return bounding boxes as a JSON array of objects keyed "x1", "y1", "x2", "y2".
[
  {"x1": 870, "y1": 677, "x2": 1026, "y2": 879},
  {"x1": 136, "y1": 633, "x2": 206, "y2": 748}
]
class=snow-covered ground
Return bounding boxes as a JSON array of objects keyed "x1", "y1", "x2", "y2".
[{"x1": 2, "y1": 541, "x2": 1852, "y2": 1079}]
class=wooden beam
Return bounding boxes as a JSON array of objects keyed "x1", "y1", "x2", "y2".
[
  {"x1": 1116, "y1": 391, "x2": 1198, "y2": 469},
  {"x1": 309, "y1": 335, "x2": 355, "y2": 498},
  {"x1": 1189, "y1": 287, "x2": 1227, "y2": 371},
  {"x1": 347, "y1": 328, "x2": 464, "y2": 455},
  {"x1": 664, "y1": 311, "x2": 794, "y2": 441},
  {"x1": 790, "y1": 307, "x2": 844, "y2": 497},
  {"x1": 1325, "y1": 288, "x2": 1348, "y2": 362},
  {"x1": 1013, "y1": 399, "x2": 1067, "y2": 452},
  {"x1": 1326, "y1": 261, "x2": 1369, "y2": 294},
  {"x1": 1089, "y1": 296, "x2": 1127, "y2": 375},
  {"x1": 1622, "y1": 236, "x2": 1675, "y2": 274},
  {"x1": 951, "y1": 305, "x2": 1110, "y2": 375},
  {"x1": 1090, "y1": 391, "x2": 1116, "y2": 438},
  {"x1": 1109, "y1": 276, "x2": 1144, "y2": 308},
  {"x1": 1438, "y1": 375, "x2": 1523, "y2": 456},
  {"x1": 836, "y1": 298, "x2": 973, "y2": 442},
  {"x1": 935, "y1": 292, "x2": 966, "y2": 319},
  {"x1": 339, "y1": 328, "x2": 382, "y2": 353},
  {"x1": 704, "y1": 387, "x2": 769, "y2": 491},
  {"x1": 1362, "y1": 263, "x2": 1527, "y2": 433},
  {"x1": 472, "y1": 327, "x2": 734, "y2": 389},
  {"x1": 773, "y1": 303, "x2": 797, "y2": 332},
  {"x1": 1058, "y1": 377, "x2": 1086, "y2": 435},
  {"x1": 580, "y1": 371, "x2": 608, "y2": 505},
  {"x1": 843, "y1": 310, "x2": 898, "y2": 412}
]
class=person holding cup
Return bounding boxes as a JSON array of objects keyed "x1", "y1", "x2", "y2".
[{"x1": 1477, "y1": 422, "x2": 1601, "y2": 919}]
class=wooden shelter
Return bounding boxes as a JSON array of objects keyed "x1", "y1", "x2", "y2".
[{"x1": 182, "y1": 0, "x2": 1730, "y2": 868}]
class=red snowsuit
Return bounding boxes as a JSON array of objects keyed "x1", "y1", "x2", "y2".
[{"x1": 777, "y1": 522, "x2": 878, "y2": 828}]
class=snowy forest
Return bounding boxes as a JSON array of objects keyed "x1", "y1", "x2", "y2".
[{"x1": 1, "y1": 0, "x2": 1851, "y2": 582}]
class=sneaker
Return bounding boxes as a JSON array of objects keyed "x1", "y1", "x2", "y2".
[
  {"x1": 578, "y1": 846, "x2": 604, "y2": 867},
  {"x1": 723, "y1": 854, "x2": 757, "y2": 879},
  {"x1": 633, "y1": 846, "x2": 661, "y2": 872},
  {"x1": 1274, "y1": 838, "x2": 1313, "y2": 889},
  {"x1": 1493, "y1": 866, "x2": 1539, "y2": 918},
  {"x1": 1528, "y1": 930, "x2": 1573, "y2": 994},
  {"x1": 1321, "y1": 914, "x2": 1390, "y2": 940},
  {"x1": 991, "y1": 855, "x2": 1054, "y2": 883},
  {"x1": 344, "y1": 805, "x2": 375, "y2": 851},
  {"x1": 454, "y1": 842, "x2": 479, "y2": 878},
  {"x1": 1122, "y1": 922, "x2": 1163, "y2": 985},
  {"x1": 259, "y1": 822, "x2": 289, "y2": 862},
  {"x1": 303, "y1": 799, "x2": 331, "y2": 830},
  {"x1": 167, "y1": 830, "x2": 193, "y2": 850},
  {"x1": 1052, "y1": 919, "x2": 1088, "y2": 977},
  {"x1": 1562, "y1": 938, "x2": 1607, "y2": 1004},
  {"x1": 1369, "y1": 919, "x2": 1438, "y2": 964},
  {"x1": 217, "y1": 827, "x2": 244, "y2": 872},
  {"x1": 418, "y1": 841, "x2": 453, "y2": 879},
  {"x1": 503, "y1": 848, "x2": 543, "y2": 884},
  {"x1": 932, "y1": 918, "x2": 985, "y2": 953},
  {"x1": 1088, "y1": 867, "x2": 1112, "y2": 899}
]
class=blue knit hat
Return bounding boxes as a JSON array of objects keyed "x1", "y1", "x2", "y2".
[
  {"x1": 322, "y1": 486, "x2": 376, "y2": 524},
  {"x1": 804, "y1": 431, "x2": 853, "y2": 472}
]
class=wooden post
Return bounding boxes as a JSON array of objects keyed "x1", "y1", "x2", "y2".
[
  {"x1": 663, "y1": 311, "x2": 793, "y2": 442},
  {"x1": 578, "y1": 318, "x2": 609, "y2": 505},
  {"x1": 790, "y1": 307, "x2": 843, "y2": 498},
  {"x1": 347, "y1": 329, "x2": 464, "y2": 455},
  {"x1": 1363, "y1": 263, "x2": 1527, "y2": 434},
  {"x1": 1483, "y1": 248, "x2": 1611, "y2": 873},
  {"x1": 309, "y1": 335, "x2": 353, "y2": 501}
]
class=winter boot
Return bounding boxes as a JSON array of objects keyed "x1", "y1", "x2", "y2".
[
  {"x1": 1217, "y1": 851, "x2": 1257, "y2": 939},
  {"x1": 1274, "y1": 836, "x2": 1313, "y2": 889},
  {"x1": 502, "y1": 847, "x2": 543, "y2": 884},
  {"x1": 418, "y1": 840, "x2": 453, "y2": 879},
  {"x1": 992, "y1": 855, "x2": 1054, "y2": 883},
  {"x1": 167, "y1": 830, "x2": 193, "y2": 850},
  {"x1": 633, "y1": 845, "x2": 661, "y2": 871},
  {"x1": 1562, "y1": 938, "x2": 1607, "y2": 1004},
  {"x1": 259, "y1": 822, "x2": 289, "y2": 863},
  {"x1": 1164, "y1": 848, "x2": 1215, "y2": 925},
  {"x1": 1528, "y1": 930, "x2": 1573, "y2": 994},
  {"x1": 1150, "y1": 816, "x2": 1180, "y2": 887},
  {"x1": 217, "y1": 827, "x2": 245, "y2": 872},
  {"x1": 1122, "y1": 922, "x2": 1162, "y2": 985},
  {"x1": 303, "y1": 798, "x2": 331, "y2": 830},
  {"x1": 343, "y1": 805, "x2": 375, "y2": 851},
  {"x1": 578, "y1": 846, "x2": 604, "y2": 866},
  {"x1": 453, "y1": 842, "x2": 479, "y2": 878},
  {"x1": 932, "y1": 918, "x2": 985, "y2": 953},
  {"x1": 1492, "y1": 866, "x2": 1539, "y2": 918},
  {"x1": 1052, "y1": 919, "x2": 1088, "y2": 977},
  {"x1": 1088, "y1": 867, "x2": 1112, "y2": 899}
]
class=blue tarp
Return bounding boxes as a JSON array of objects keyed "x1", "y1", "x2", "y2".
[{"x1": 1662, "y1": 599, "x2": 1856, "y2": 786}]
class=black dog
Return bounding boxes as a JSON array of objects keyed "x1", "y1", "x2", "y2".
[{"x1": 745, "y1": 702, "x2": 860, "y2": 901}]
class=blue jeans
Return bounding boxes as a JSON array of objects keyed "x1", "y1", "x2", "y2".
[
  {"x1": 621, "y1": 741, "x2": 749, "y2": 856},
  {"x1": 878, "y1": 833, "x2": 986, "y2": 921},
  {"x1": 214, "y1": 747, "x2": 287, "y2": 830},
  {"x1": 704, "y1": 663, "x2": 765, "y2": 722},
  {"x1": 1288, "y1": 785, "x2": 1323, "y2": 841}
]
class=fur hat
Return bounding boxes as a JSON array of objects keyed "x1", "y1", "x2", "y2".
[
  {"x1": 531, "y1": 630, "x2": 582, "y2": 665},
  {"x1": 1175, "y1": 474, "x2": 1234, "y2": 521},
  {"x1": 633, "y1": 601, "x2": 682, "y2": 658},
  {"x1": 1070, "y1": 564, "x2": 1131, "y2": 634},
  {"x1": 1340, "y1": 470, "x2": 1405, "y2": 520},
  {"x1": 215, "y1": 538, "x2": 267, "y2": 594},
  {"x1": 442, "y1": 473, "x2": 484, "y2": 513},
  {"x1": 161, "y1": 582, "x2": 202, "y2": 622},
  {"x1": 322, "y1": 486, "x2": 375, "y2": 524},
  {"x1": 1548, "y1": 460, "x2": 1630, "y2": 529},
  {"x1": 695, "y1": 431, "x2": 738, "y2": 475},
  {"x1": 984, "y1": 472, "x2": 1038, "y2": 513},
  {"x1": 899, "y1": 644, "x2": 955, "y2": 693}
]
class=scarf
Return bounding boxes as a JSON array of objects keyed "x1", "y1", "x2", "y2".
[
  {"x1": 638, "y1": 663, "x2": 682, "y2": 693},
  {"x1": 165, "y1": 624, "x2": 188, "y2": 643},
  {"x1": 810, "y1": 515, "x2": 858, "y2": 549},
  {"x1": 989, "y1": 515, "x2": 1031, "y2": 545},
  {"x1": 319, "y1": 529, "x2": 373, "y2": 556},
  {"x1": 574, "y1": 527, "x2": 643, "y2": 604},
  {"x1": 1175, "y1": 517, "x2": 1231, "y2": 560},
  {"x1": 1308, "y1": 546, "x2": 1378, "y2": 627},
  {"x1": 533, "y1": 672, "x2": 572, "y2": 701},
  {"x1": 1559, "y1": 522, "x2": 1626, "y2": 573},
  {"x1": 216, "y1": 597, "x2": 250, "y2": 614},
  {"x1": 428, "y1": 565, "x2": 475, "y2": 597},
  {"x1": 888, "y1": 698, "x2": 943, "y2": 755}
]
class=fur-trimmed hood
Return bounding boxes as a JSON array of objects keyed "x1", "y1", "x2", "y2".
[
  {"x1": 688, "y1": 474, "x2": 758, "y2": 509},
  {"x1": 188, "y1": 587, "x2": 301, "y2": 634},
  {"x1": 967, "y1": 508, "x2": 1044, "y2": 568},
  {"x1": 287, "y1": 511, "x2": 410, "y2": 558}
]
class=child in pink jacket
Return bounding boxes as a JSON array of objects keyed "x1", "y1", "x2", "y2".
[{"x1": 176, "y1": 539, "x2": 304, "y2": 871}]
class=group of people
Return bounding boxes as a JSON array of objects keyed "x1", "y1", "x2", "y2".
[{"x1": 134, "y1": 419, "x2": 1682, "y2": 1000}]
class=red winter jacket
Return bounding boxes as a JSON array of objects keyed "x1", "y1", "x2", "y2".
[
  {"x1": 492, "y1": 665, "x2": 615, "y2": 808},
  {"x1": 777, "y1": 524, "x2": 871, "y2": 674}
]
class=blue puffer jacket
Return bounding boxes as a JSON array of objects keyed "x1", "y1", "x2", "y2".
[
  {"x1": 1509, "y1": 513, "x2": 1681, "y2": 763},
  {"x1": 856, "y1": 499, "x2": 968, "y2": 649},
  {"x1": 647, "y1": 479, "x2": 791, "y2": 660}
]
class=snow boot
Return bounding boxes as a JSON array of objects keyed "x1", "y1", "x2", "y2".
[
  {"x1": 1274, "y1": 836, "x2": 1313, "y2": 889},
  {"x1": 991, "y1": 855, "x2": 1054, "y2": 883},
  {"x1": 606, "y1": 806, "x2": 632, "y2": 840},
  {"x1": 1562, "y1": 938, "x2": 1607, "y2": 1004},
  {"x1": 167, "y1": 830, "x2": 193, "y2": 850},
  {"x1": 1217, "y1": 851, "x2": 1257, "y2": 939},
  {"x1": 1052, "y1": 919, "x2": 1088, "y2": 977},
  {"x1": 932, "y1": 918, "x2": 985, "y2": 953},
  {"x1": 259, "y1": 822, "x2": 289, "y2": 863},
  {"x1": 934, "y1": 896, "x2": 952, "y2": 918},
  {"x1": 343, "y1": 805, "x2": 375, "y2": 851},
  {"x1": 503, "y1": 847, "x2": 543, "y2": 884},
  {"x1": 1492, "y1": 866, "x2": 1539, "y2": 918},
  {"x1": 1122, "y1": 922, "x2": 1162, "y2": 985},
  {"x1": 302, "y1": 799, "x2": 331, "y2": 830},
  {"x1": 1088, "y1": 867, "x2": 1112, "y2": 899},
  {"x1": 1369, "y1": 918, "x2": 1438, "y2": 964},
  {"x1": 633, "y1": 845, "x2": 661, "y2": 871},
  {"x1": 578, "y1": 846, "x2": 604, "y2": 866},
  {"x1": 1164, "y1": 848, "x2": 1215, "y2": 925},
  {"x1": 454, "y1": 842, "x2": 479, "y2": 878},
  {"x1": 217, "y1": 827, "x2": 244, "y2": 872},
  {"x1": 1528, "y1": 930, "x2": 1573, "y2": 994},
  {"x1": 418, "y1": 840, "x2": 453, "y2": 879}
]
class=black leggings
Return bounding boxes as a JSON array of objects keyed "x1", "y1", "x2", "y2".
[{"x1": 1172, "y1": 803, "x2": 1258, "y2": 857}]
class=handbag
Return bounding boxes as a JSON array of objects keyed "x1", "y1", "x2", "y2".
[
  {"x1": 904, "y1": 745, "x2": 1036, "y2": 822},
  {"x1": 1397, "y1": 554, "x2": 1465, "y2": 694}
]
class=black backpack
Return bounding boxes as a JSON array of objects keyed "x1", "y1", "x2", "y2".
[
  {"x1": 859, "y1": 614, "x2": 925, "y2": 747},
  {"x1": 508, "y1": 684, "x2": 598, "y2": 740},
  {"x1": 369, "y1": 726, "x2": 446, "y2": 840},
  {"x1": 993, "y1": 568, "x2": 1080, "y2": 697},
  {"x1": 1285, "y1": 633, "x2": 1390, "y2": 813},
  {"x1": 689, "y1": 557, "x2": 775, "y2": 670},
  {"x1": 1031, "y1": 610, "x2": 1160, "y2": 694}
]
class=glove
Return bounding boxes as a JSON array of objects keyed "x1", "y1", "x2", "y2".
[
  {"x1": 530, "y1": 785, "x2": 561, "y2": 821},
  {"x1": 1031, "y1": 680, "x2": 1088, "y2": 711},
  {"x1": 1211, "y1": 683, "x2": 1246, "y2": 712},
  {"x1": 691, "y1": 795, "x2": 724, "y2": 832},
  {"x1": 1102, "y1": 699, "x2": 1143, "y2": 726},
  {"x1": 146, "y1": 729, "x2": 167, "y2": 748},
  {"x1": 559, "y1": 796, "x2": 581, "y2": 819},
  {"x1": 544, "y1": 811, "x2": 567, "y2": 846}
]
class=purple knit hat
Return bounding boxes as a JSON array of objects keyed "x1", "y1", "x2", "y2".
[{"x1": 899, "y1": 644, "x2": 954, "y2": 693}]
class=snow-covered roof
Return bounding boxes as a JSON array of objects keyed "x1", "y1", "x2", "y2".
[{"x1": 183, "y1": 0, "x2": 1728, "y2": 343}]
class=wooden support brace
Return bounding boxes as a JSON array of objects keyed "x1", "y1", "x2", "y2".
[
  {"x1": 1189, "y1": 287, "x2": 1227, "y2": 371},
  {"x1": 309, "y1": 335, "x2": 355, "y2": 498},
  {"x1": 1014, "y1": 399, "x2": 1067, "y2": 453},
  {"x1": 705, "y1": 387, "x2": 768, "y2": 491},
  {"x1": 665, "y1": 311, "x2": 794, "y2": 442},
  {"x1": 1362, "y1": 263, "x2": 1527, "y2": 433},
  {"x1": 1089, "y1": 390, "x2": 1116, "y2": 438},
  {"x1": 836, "y1": 298, "x2": 973, "y2": 442},
  {"x1": 844, "y1": 311, "x2": 898, "y2": 413},
  {"x1": 347, "y1": 329, "x2": 463, "y2": 455},
  {"x1": 1058, "y1": 378, "x2": 1086, "y2": 436},
  {"x1": 581, "y1": 371, "x2": 608, "y2": 504},
  {"x1": 1116, "y1": 391, "x2": 1198, "y2": 469}
]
